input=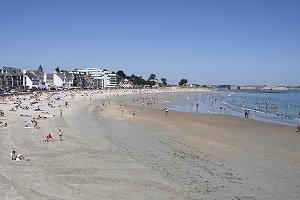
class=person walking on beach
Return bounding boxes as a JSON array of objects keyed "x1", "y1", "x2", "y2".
[
  {"x1": 297, "y1": 121, "x2": 300, "y2": 133},
  {"x1": 60, "y1": 109, "x2": 63, "y2": 118},
  {"x1": 244, "y1": 110, "x2": 249, "y2": 118},
  {"x1": 164, "y1": 108, "x2": 169, "y2": 116},
  {"x1": 59, "y1": 129, "x2": 63, "y2": 141}
]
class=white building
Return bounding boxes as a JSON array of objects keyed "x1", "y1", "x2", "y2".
[
  {"x1": 53, "y1": 71, "x2": 74, "y2": 89},
  {"x1": 84, "y1": 68, "x2": 117, "y2": 88},
  {"x1": 24, "y1": 70, "x2": 45, "y2": 90}
]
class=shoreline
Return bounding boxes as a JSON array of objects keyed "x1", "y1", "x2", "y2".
[{"x1": 113, "y1": 89, "x2": 300, "y2": 127}]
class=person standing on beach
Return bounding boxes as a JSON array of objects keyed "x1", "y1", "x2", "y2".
[
  {"x1": 60, "y1": 109, "x2": 63, "y2": 118},
  {"x1": 164, "y1": 108, "x2": 169, "y2": 116},
  {"x1": 297, "y1": 121, "x2": 300, "y2": 133},
  {"x1": 59, "y1": 129, "x2": 63, "y2": 141}
]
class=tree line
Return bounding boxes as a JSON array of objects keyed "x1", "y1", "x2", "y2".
[{"x1": 116, "y1": 70, "x2": 188, "y2": 87}]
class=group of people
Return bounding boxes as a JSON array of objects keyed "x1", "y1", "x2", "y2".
[
  {"x1": 42, "y1": 129, "x2": 63, "y2": 142},
  {"x1": 10, "y1": 150, "x2": 25, "y2": 161},
  {"x1": 0, "y1": 121, "x2": 8, "y2": 128},
  {"x1": 2, "y1": 92, "x2": 71, "y2": 164}
]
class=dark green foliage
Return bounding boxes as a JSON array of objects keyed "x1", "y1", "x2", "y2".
[
  {"x1": 128, "y1": 74, "x2": 146, "y2": 86},
  {"x1": 178, "y1": 79, "x2": 188, "y2": 86},
  {"x1": 161, "y1": 78, "x2": 167, "y2": 86},
  {"x1": 148, "y1": 73, "x2": 156, "y2": 81}
]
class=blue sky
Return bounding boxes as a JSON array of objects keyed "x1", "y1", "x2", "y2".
[{"x1": 0, "y1": 0, "x2": 299, "y2": 85}]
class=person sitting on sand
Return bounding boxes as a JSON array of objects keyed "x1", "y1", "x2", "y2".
[
  {"x1": 10, "y1": 150, "x2": 17, "y2": 160},
  {"x1": 38, "y1": 115, "x2": 47, "y2": 119},
  {"x1": 46, "y1": 134, "x2": 55, "y2": 142},
  {"x1": 35, "y1": 105, "x2": 42, "y2": 111},
  {"x1": 20, "y1": 114, "x2": 32, "y2": 117},
  {"x1": 32, "y1": 118, "x2": 38, "y2": 128}
]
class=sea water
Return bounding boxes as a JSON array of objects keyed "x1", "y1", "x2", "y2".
[{"x1": 168, "y1": 90, "x2": 300, "y2": 126}]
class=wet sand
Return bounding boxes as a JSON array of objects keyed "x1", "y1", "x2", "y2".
[{"x1": 0, "y1": 88, "x2": 299, "y2": 199}]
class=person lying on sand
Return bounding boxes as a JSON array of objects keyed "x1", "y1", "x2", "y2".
[
  {"x1": 43, "y1": 134, "x2": 55, "y2": 142},
  {"x1": 16, "y1": 154, "x2": 24, "y2": 161},
  {"x1": 0, "y1": 122, "x2": 8, "y2": 128},
  {"x1": 20, "y1": 114, "x2": 32, "y2": 117},
  {"x1": 9, "y1": 107, "x2": 16, "y2": 111},
  {"x1": 38, "y1": 115, "x2": 47, "y2": 119}
]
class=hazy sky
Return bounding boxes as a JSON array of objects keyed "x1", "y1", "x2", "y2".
[{"x1": 0, "y1": 0, "x2": 299, "y2": 85}]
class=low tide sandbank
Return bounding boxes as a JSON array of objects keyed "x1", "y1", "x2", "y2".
[{"x1": 99, "y1": 93, "x2": 300, "y2": 199}]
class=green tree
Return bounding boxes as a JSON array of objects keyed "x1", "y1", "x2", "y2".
[
  {"x1": 178, "y1": 79, "x2": 188, "y2": 86},
  {"x1": 116, "y1": 70, "x2": 127, "y2": 82},
  {"x1": 161, "y1": 78, "x2": 167, "y2": 86},
  {"x1": 148, "y1": 73, "x2": 156, "y2": 80},
  {"x1": 73, "y1": 79, "x2": 78, "y2": 87},
  {"x1": 147, "y1": 80, "x2": 156, "y2": 88},
  {"x1": 128, "y1": 74, "x2": 146, "y2": 87}
]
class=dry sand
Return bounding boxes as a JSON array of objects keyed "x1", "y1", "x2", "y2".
[{"x1": 0, "y1": 88, "x2": 299, "y2": 200}]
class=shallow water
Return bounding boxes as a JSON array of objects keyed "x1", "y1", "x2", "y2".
[{"x1": 167, "y1": 90, "x2": 300, "y2": 126}]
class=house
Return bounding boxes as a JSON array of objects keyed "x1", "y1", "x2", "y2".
[
  {"x1": 24, "y1": 66, "x2": 46, "y2": 90},
  {"x1": 72, "y1": 69, "x2": 92, "y2": 88},
  {"x1": 119, "y1": 78, "x2": 134, "y2": 88},
  {"x1": 45, "y1": 73, "x2": 54, "y2": 89},
  {"x1": 53, "y1": 70, "x2": 74, "y2": 89},
  {"x1": 25, "y1": 71, "x2": 45, "y2": 90},
  {"x1": 0, "y1": 67, "x2": 23, "y2": 90}
]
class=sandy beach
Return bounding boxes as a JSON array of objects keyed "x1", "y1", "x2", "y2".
[{"x1": 1, "y1": 88, "x2": 299, "y2": 200}]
